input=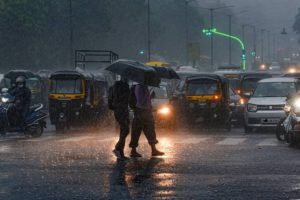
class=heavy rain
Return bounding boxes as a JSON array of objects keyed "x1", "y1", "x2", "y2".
[{"x1": 0, "y1": 0, "x2": 300, "y2": 199}]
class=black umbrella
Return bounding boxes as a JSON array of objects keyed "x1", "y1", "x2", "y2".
[
  {"x1": 105, "y1": 59, "x2": 160, "y2": 86},
  {"x1": 151, "y1": 66, "x2": 180, "y2": 79}
]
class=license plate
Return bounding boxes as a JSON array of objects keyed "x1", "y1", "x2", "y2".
[{"x1": 261, "y1": 118, "x2": 280, "y2": 124}]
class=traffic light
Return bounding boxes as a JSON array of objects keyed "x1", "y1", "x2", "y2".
[
  {"x1": 251, "y1": 51, "x2": 256, "y2": 56},
  {"x1": 139, "y1": 50, "x2": 145, "y2": 55}
]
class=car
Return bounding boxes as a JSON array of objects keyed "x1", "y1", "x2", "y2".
[
  {"x1": 150, "y1": 82, "x2": 175, "y2": 128},
  {"x1": 244, "y1": 77, "x2": 300, "y2": 132}
]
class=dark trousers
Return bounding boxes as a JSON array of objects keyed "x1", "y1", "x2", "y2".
[
  {"x1": 114, "y1": 108, "x2": 130, "y2": 151},
  {"x1": 129, "y1": 108, "x2": 158, "y2": 148}
]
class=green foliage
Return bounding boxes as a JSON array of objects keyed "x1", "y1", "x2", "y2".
[{"x1": 0, "y1": 0, "x2": 48, "y2": 35}]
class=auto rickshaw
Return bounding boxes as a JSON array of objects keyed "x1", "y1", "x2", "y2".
[
  {"x1": 173, "y1": 73, "x2": 232, "y2": 129},
  {"x1": 48, "y1": 70, "x2": 107, "y2": 131},
  {"x1": 236, "y1": 72, "x2": 272, "y2": 99}
]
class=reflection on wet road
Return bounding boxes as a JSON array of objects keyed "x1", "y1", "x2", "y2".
[{"x1": 1, "y1": 128, "x2": 300, "y2": 199}]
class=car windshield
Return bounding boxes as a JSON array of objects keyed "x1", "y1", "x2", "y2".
[
  {"x1": 50, "y1": 79, "x2": 82, "y2": 94},
  {"x1": 152, "y1": 85, "x2": 169, "y2": 99},
  {"x1": 242, "y1": 78, "x2": 261, "y2": 94},
  {"x1": 187, "y1": 79, "x2": 219, "y2": 96},
  {"x1": 252, "y1": 82, "x2": 296, "y2": 97}
]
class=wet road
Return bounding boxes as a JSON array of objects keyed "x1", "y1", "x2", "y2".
[{"x1": 1, "y1": 127, "x2": 300, "y2": 200}]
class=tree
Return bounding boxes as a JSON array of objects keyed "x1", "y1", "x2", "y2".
[{"x1": 293, "y1": 8, "x2": 300, "y2": 43}]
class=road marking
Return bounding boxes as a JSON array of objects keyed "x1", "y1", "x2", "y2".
[
  {"x1": 0, "y1": 145, "x2": 10, "y2": 153},
  {"x1": 217, "y1": 138, "x2": 246, "y2": 145},
  {"x1": 176, "y1": 137, "x2": 208, "y2": 144},
  {"x1": 59, "y1": 136, "x2": 98, "y2": 142},
  {"x1": 257, "y1": 138, "x2": 280, "y2": 146}
]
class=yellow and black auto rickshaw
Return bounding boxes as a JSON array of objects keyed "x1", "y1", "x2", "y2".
[
  {"x1": 48, "y1": 70, "x2": 109, "y2": 131},
  {"x1": 173, "y1": 74, "x2": 231, "y2": 129}
]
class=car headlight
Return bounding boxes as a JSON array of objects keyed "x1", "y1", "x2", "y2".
[
  {"x1": 158, "y1": 106, "x2": 171, "y2": 115},
  {"x1": 1, "y1": 97, "x2": 9, "y2": 103},
  {"x1": 293, "y1": 98, "x2": 300, "y2": 113},
  {"x1": 247, "y1": 103, "x2": 257, "y2": 112},
  {"x1": 294, "y1": 98, "x2": 300, "y2": 108}
]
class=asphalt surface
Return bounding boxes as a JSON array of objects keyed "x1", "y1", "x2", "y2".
[{"x1": 1, "y1": 126, "x2": 300, "y2": 200}]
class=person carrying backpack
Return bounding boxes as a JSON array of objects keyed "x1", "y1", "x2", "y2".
[{"x1": 109, "y1": 77, "x2": 130, "y2": 159}]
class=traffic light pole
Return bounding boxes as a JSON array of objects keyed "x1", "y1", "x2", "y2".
[{"x1": 203, "y1": 28, "x2": 247, "y2": 70}]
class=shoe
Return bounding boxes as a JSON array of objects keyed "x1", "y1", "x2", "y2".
[
  {"x1": 113, "y1": 149, "x2": 122, "y2": 158},
  {"x1": 130, "y1": 151, "x2": 142, "y2": 158},
  {"x1": 118, "y1": 156, "x2": 129, "y2": 161},
  {"x1": 152, "y1": 150, "x2": 165, "y2": 157}
]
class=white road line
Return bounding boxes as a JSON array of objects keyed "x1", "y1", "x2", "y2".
[
  {"x1": 217, "y1": 138, "x2": 246, "y2": 145},
  {"x1": 176, "y1": 137, "x2": 208, "y2": 144},
  {"x1": 59, "y1": 136, "x2": 98, "y2": 142},
  {"x1": 257, "y1": 138, "x2": 280, "y2": 146},
  {"x1": 0, "y1": 145, "x2": 10, "y2": 153}
]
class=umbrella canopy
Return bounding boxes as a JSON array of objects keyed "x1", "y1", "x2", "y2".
[
  {"x1": 105, "y1": 59, "x2": 160, "y2": 86},
  {"x1": 151, "y1": 66, "x2": 180, "y2": 79}
]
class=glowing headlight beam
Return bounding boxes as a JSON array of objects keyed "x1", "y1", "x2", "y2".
[{"x1": 158, "y1": 107, "x2": 170, "y2": 115}]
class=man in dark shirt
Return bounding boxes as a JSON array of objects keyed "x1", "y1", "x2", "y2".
[
  {"x1": 9, "y1": 76, "x2": 31, "y2": 128},
  {"x1": 129, "y1": 84, "x2": 164, "y2": 157},
  {"x1": 111, "y1": 77, "x2": 130, "y2": 159}
]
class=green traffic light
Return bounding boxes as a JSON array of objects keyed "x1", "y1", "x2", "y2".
[
  {"x1": 139, "y1": 50, "x2": 145, "y2": 55},
  {"x1": 201, "y1": 27, "x2": 247, "y2": 70}
]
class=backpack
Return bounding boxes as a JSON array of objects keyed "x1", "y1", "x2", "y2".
[
  {"x1": 108, "y1": 86, "x2": 115, "y2": 110},
  {"x1": 129, "y1": 85, "x2": 137, "y2": 109}
]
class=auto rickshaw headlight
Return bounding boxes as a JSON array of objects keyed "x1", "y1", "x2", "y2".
[
  {"x1": 247, "y1": 104, "x2": 257, "y2": 112},
  {"x1": 158, "y1": 106, "x2": 171, "y2": 115},
  {"x1": 59, "y1": 112, "x2": 65, "y2": 118},
  {"x1": 239, "y1": 98, "x2": 245, "y2": 105}
]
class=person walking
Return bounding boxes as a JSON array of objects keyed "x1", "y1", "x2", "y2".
[
  {"x1": 109, "y1": 77, "x2": 130, "y2": 159},
  {"x1": 129, "y1": 83, "x2": 164, "y2": 157}
]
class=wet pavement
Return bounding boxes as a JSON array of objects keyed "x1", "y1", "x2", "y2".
[{"x1": 1, "y1": 127, "x2": 300, "y2": 199}]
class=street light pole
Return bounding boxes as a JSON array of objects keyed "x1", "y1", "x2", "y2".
[
  {"x1": 267, "y1": 30, "x2": 270, "y2": 62},
  {"x1": 147, "y1": 0, "x2": 151, "y2": 62},
  {"x1": 261, "y1": 29, "x2": 265, "y2": 62},
  {"x1": 69, "y1": 0, "x2": 73, "y2": 67},
  {"x1": 195, "y1": 5, "x2": 234, "y2": 68},
  {"x1": 228, "y1": 14, "x2": 232, "y2": 65}
]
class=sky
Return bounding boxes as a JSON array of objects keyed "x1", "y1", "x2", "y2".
[{"x1": 220, "y1": 0, "x2": 299, "y2": 32}]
